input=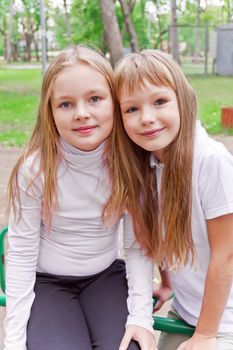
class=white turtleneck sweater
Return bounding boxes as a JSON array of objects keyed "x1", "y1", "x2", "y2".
[{"x1": 4, "y1": 139, "x2": 154, "y2": 350}]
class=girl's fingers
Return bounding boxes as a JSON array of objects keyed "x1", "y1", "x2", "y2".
[
  {"x1": 119, "y1": 329, "x2": 132, "y2": 350},
  {"x1": 119, "y1": 325, "x2": 157, "y2": 350},
  {"x1": 153, "y1": 298, "x2": 164, "y2": 312}
]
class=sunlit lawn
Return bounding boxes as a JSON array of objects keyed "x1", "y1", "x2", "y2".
[
  {"x1": 0, "y1": 68, "x2": 233, "y2": 147},
  {"x1": 0, "y1": 69, "x2": 41, "y2": 146},
  {"x1": 190, "y1": 75, "x2": 233, "y2": 134}
]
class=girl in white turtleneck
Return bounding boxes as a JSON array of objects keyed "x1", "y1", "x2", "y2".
[{"x1": 4, "y1": 46, "x2": 156, "y2": 350}]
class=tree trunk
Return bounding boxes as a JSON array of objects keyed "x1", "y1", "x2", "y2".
[
  {"x1": 153, "y1": 0, "x2": 166, "y2": 50},
  {"x1": 11, "y1": 43, "x2": 19, "y2": 61},
  {"x1": 63, "y1": 0, "x2": 71, "y2": 43},
  {"x1": 5, "y1": 34, "x2": 11, "y2": 62},
  {"x1": 24, "y1": 33, "x2": 32, "y2": 61},
  {"x1": 193, "y1": 0, "x2": 201, "y2": 63},
  {"x1": 226, "y1": 0, "x2": 231, "y2": 23},
  {"x1": 4, "y1": 36, "x2": 8, "y2": 61},
  {"x1": 98, "y1": 0, "x2": 123, "y2": 67},
  {"x1": 170, "y1": 0, "x2": 180, "y2": 64},
  {"x1": 119, "y1": 0, "x2": 138, "y2": 53},
  {"x1": 33, "y1": 36, "x2": 40, "y2": 62},
  {"x1": 3, "y1": 20, "x2": 9, "y2": 61},
  {"x1": 5, "y1": 0, "x2": 14, "y2": 62},
  {"x1": 120, "y1": 0, "x2": 136, "y2": 42},
  {"x1": 1, "y1": 17, "x2": 7, "y2": 60}
]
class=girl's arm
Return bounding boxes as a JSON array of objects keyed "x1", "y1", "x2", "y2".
[
  {"x1": 177, "y1": 213, "x2": 233, "y2": 350},
  {"x1": 119, "y1": 214, "x2": 157, "y2": 350},
  {"x1": 153, "y1": 268, "x2": 173, "y2": 312},
  {"x1": 4, "y1": 162, "x2": 42, "y2": 350},
  {"x1": 153, "y1": 267, "x2": 173, "y2": 312}
]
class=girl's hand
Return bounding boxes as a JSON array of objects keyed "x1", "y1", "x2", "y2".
[
  {"x1": 153, "y1": 284, "x2": 173, "y2": 312},
  {"x1": 119, "y1": 325, "x2": 157, "y2": 350},
  {"x1": 176, "y1": 333, "x2": 218, "y2": 350}
]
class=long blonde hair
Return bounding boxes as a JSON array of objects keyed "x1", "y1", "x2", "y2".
[
  {"x1": 8, "y1": 45, "x2": 115, "y2": 225},
  {"x1": 105, "y1": 50, "x2": 197, "y2": 268}
]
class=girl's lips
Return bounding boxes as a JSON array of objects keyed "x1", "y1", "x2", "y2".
[
  {"x1": 141, "y1": 127, "x2": 165, "y2": 136},
  {"x1": 73, "y1": 126, "x2": 97, "y2": 134}
]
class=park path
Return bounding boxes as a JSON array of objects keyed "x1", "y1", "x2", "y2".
[{"x1": 0, "y1": 134, "x2": 233, "y2": 348}]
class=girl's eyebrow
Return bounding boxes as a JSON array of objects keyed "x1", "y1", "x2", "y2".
[
  {"x1": 53, "y1": 95, "x2": 73, "y2": 102},
  {"x1": 53, "y1": 88, "x2": 108, "y2": 102},
  {"x1": 120, "y1": 99, "x2": 135, "y2": 106},
  {"x1": 120, "y1": 90, "x2": 170, "y2": 106}
]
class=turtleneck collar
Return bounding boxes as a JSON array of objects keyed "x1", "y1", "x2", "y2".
[
  {"x1": 59, "y1": 137, "x2": 106, "y2": 169},
  {"x1": 149, "y1": 153, "x2": 164, "y2": 170}
]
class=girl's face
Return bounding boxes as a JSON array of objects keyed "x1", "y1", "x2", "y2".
[
  {"x1": 119, "y1": 79, "x2": 180, "y2": 161},
  {"x1": 51, "y1": 62, "x2": 113, "y2": 151}
]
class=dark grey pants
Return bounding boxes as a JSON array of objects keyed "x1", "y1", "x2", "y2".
[{"x1": 27, "y1": 259, "x2": 140, "y2": 350}]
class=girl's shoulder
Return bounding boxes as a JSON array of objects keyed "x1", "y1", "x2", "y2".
[
  {"x1": 18, "y1": 150, "x2": 44, "y2": 194},
  {"x1": 19, "y1": 150, "x2": 42, "y2": 176},
  {"x1": 193, "y1": 123, "x2": 233, "y2": 217}
]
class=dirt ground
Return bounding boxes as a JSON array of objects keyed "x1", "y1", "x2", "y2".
[{"x1": 0, "y1": 134, "x2": 233, "y2": 348}]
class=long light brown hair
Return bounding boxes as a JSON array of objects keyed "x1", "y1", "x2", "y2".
[
  {"x1": 8, "y1": 45, "x2": 115, "y2": 225},
  {"x1": 105, "y1": 50, "x2": 197, "y2": 268}
]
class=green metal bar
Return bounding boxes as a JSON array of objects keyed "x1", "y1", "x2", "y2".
[
  {"x1": 0, "y1": 226, "x2": 7, "y2": 293},
  {"x1": 0, "y1": 294, "x2": 6, "y2": 306},
  {"x1": 153, "y1": 296, "x2": 195, "y2": 334},
  {"x1": 153, "y1": 315, "x2": 195, "y2": 335}
]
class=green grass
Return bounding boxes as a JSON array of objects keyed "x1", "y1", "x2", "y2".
[
  {"x1": 4, "y1": 61, "x2": 42, "y2": 67},
  {"x1": 0, "y1": 69, "x2": 41, "y2": 146},
  {"x1": 0, "y1": 68, "x2": 233, "y2": 147},
  {"x1": 0, "y1": 69, "x2": 41, "y2": 93},
  {"x1": 189, "y1": 75, "x2": 233, "y2": 134}
]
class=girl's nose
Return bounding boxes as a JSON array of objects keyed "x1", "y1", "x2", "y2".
[
  {"x1": 140, "y1": 107, "x2": 155, "y2": 125},
  {"x1": 73, "y1": 104, "x2": 91, "y2": 120}
]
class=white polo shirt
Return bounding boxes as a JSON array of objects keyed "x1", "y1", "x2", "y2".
[{"x1": 151, "y1": 121, "x2": 233, "y2": 332}]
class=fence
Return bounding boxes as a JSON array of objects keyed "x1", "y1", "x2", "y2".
[{"x1": 167, "y1": 24, "x2": 216, "y2": 76}]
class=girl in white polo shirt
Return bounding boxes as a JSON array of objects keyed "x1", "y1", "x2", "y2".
[
  {"x1": 4, "y1": 46, "x2": 156, "y2": 350},
  {"x1": 105, "y1": 49, "x2": 233, "y2": 350}
]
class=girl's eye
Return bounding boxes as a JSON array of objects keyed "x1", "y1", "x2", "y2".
[
  {"x1": 125, "y1": 107, "x2": 137, "y2": 114},
  {"x1": 154, "y1": 98, "x2": 167, "y2": 106},
  {"x1": 90, "y1": 96, "x2": 100, "y2": 103},
  {"x1": 59, "y1": 102, "x2": 72, "y2": 109}
]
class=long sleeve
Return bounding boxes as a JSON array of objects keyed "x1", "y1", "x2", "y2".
[
  {"x1": 4, "y1": 161, "x2": 42, "y2": 350},
  {"x1": 123, "y1": 214, "x2": 154, "y2": 334}
]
